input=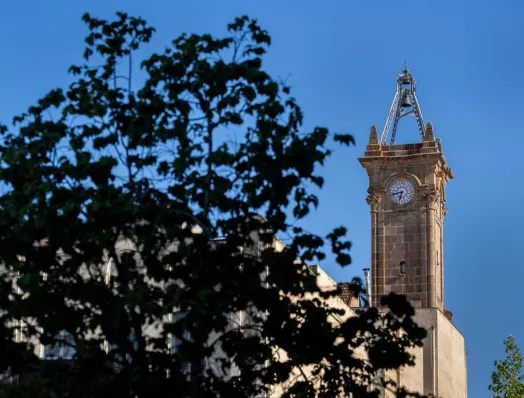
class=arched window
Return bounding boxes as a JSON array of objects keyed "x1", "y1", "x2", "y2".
[
  {"x1": 399, "y1": 261, "x2": 407, "y2": 275},
  {"x1": 43, "y1": 330, "x2": 76, "y2": 360}
]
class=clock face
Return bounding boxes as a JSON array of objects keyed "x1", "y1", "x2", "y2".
[{"x1": 389, "y1": 179, "x2": 415, "y2": 205}]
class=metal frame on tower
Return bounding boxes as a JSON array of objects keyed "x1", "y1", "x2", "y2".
[{"x1": 381, "y1": 62, "x2": 426, "y2": 145}]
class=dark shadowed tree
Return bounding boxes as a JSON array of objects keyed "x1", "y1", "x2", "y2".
[
  {"x1": 0, "y1": 12, "x2": 427, "y2": 397},
  {"x1": 489, "y1": 335, "x2": 524, "y2": 398}
]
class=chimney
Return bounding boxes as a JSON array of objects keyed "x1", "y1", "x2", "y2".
[{"x1": 363, "y1": 268, "x2": 372, "y2": 308}]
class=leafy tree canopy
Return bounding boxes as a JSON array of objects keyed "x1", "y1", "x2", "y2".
[
  {"x1": 489, "y1": 335, "x2": 524, "y2": 398},
  {"x1": 0, "y1": 12, "x2": 426, "y2": 397}
]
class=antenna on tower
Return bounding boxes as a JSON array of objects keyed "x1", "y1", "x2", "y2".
[{"x1": 381, "y1": 62, "x2": 426, "y2": 145}]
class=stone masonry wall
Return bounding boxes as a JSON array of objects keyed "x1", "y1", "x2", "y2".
[{"x1": 359, "y1": 124, "x2": 453, "y2": 312}]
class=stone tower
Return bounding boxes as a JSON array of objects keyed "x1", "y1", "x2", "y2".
[
  {"x1": 359, "y1": 122, "x2": 454, "y2": 310},
  {"x1": 359, "y1": 66, "x2": 467, "y2": 397}
]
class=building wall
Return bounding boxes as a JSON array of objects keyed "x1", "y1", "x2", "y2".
[
  {"x1": 391, "y1": 308, "x2": 467, "y2": 398},
  {"x1": 268, "y1": 265, "x2": 361, "y2": 397},
  {"x1": 435, "y1": 309, "x2": 467, "y2": 398},
  {"x1": 6, "y1": 233, "x2": 467, "y2": 397},
  {"x1": 269, "y1": 270, "x2": 468, "y2": 398}
]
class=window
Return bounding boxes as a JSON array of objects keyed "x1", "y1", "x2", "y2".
[
  {"x1": 44, "y1": 330, "x2": 76, "y2": 360},
  {"x1": 14, "y1": 321, "x2": 27, "y2": 344},
  {"x1": 399, "y1": 261, "x2": 407, "y2": 275},
  {"x1": 170, "y1": 312, "x2": 190, "y2": 354},
  {"x1": 168, "y1": 312, "x2": 208, "y2": 378},
  {"x1": 169, "y1": 311, "x2": 193, "y2": 377}
]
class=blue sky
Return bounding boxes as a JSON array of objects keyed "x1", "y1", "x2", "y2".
[{"x1": 0, "y1": 0, "x2": 522, "y2": 395}]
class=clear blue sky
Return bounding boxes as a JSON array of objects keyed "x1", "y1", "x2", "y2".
[{"x1": 0, "y1": 0, "x2": 521, "y2": 396}]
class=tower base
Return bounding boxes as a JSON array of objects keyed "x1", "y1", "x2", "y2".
[{"x1": 384, "y1": 308, "x2": 467, "y2": 397}]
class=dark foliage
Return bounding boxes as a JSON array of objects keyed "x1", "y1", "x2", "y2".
[{"x1": 0, "y1": 13, "x2": 426, "y2": 397}]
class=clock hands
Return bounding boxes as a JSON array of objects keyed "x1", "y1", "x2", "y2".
[
  {"x1": 391, "y1": 191, "x2": 403, "y2": 199},
  {"x1": 391, "y1": 190, "x2": 407, "y2": 203}
]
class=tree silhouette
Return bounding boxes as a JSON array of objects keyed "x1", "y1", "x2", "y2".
[{"x1": 0, "y1": 12, "x2": 427, "y2": 397}]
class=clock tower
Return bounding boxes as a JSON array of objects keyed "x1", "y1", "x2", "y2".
[
  {"x1": 358, "y1": 65, "x2": 454, "y2": 311},
  {"x1": 358, "y1": 65, "x2": 467, "y2": 397}
]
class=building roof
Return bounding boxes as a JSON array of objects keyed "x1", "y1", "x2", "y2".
[{"x1": 337, "y1": 282, "x2": 362, "y2": 308}]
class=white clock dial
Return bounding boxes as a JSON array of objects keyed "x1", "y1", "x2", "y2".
[{"x1": 389, "y1": 179, "x2": 415, "y2": 205}]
